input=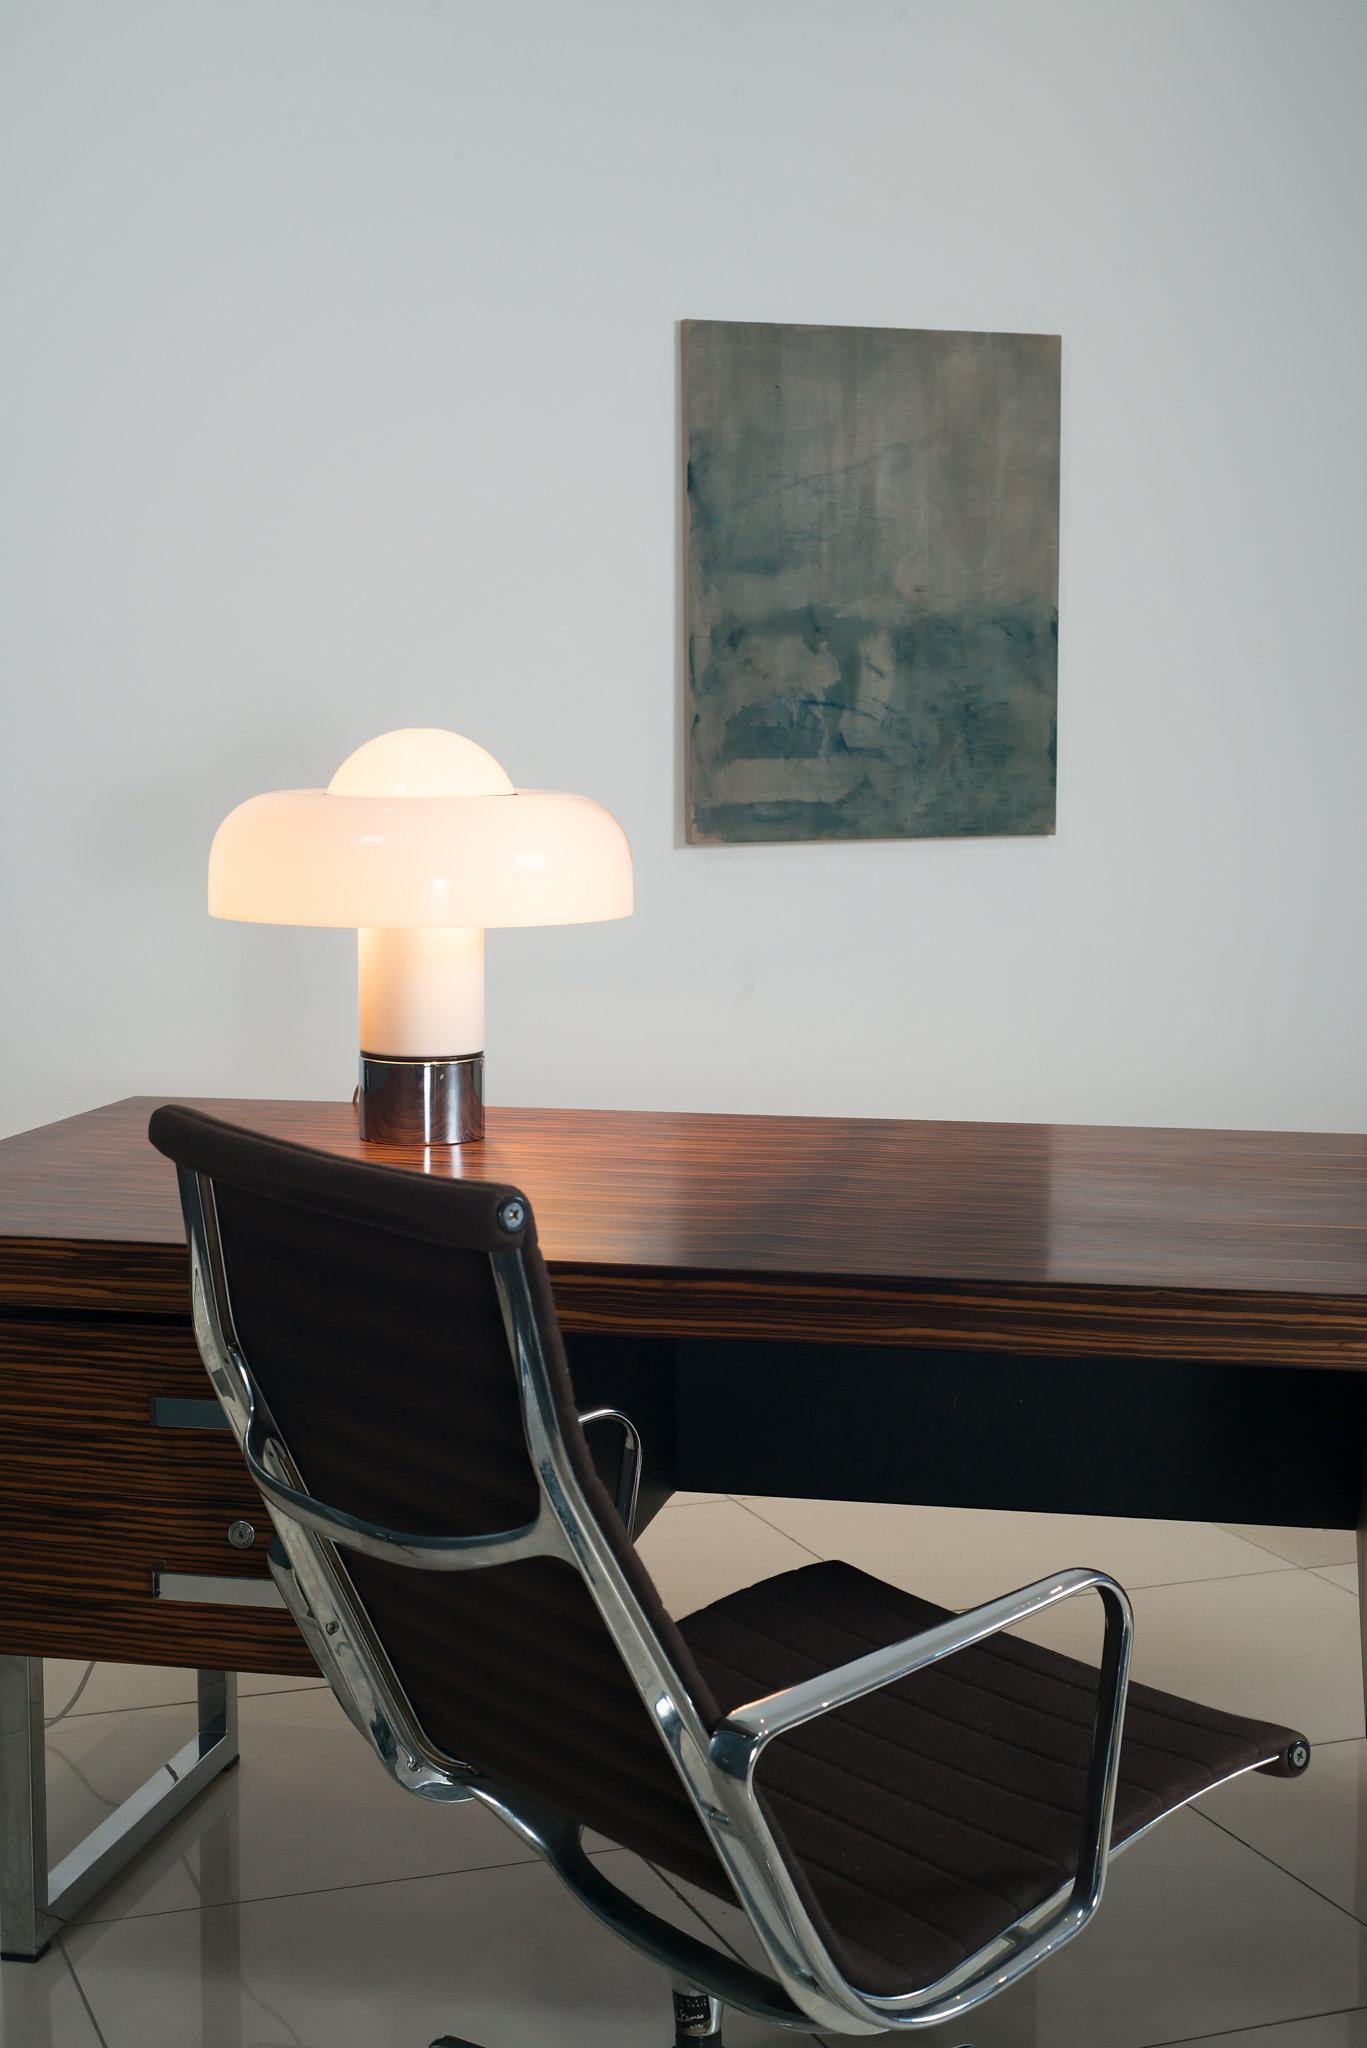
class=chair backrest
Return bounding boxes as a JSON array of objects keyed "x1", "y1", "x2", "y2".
[{"x1": 148, "y1": 1106, "x2": 728, "y2": 1892}]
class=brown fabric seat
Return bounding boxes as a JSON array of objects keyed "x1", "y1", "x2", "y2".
[{"x1": 679, "y1": 1559, "x2": 1306, "y2": 1996}]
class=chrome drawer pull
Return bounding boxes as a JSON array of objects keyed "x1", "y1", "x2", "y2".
[
  {"x1": 149, "y1": 1397, "x2": 232, "y2": 1431},
  {"x1": 152, "y1": 1572, "x2": 285, "y2": 1609}
]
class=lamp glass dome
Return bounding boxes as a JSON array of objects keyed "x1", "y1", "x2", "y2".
[
  {"x1": 209, "y1": 730, "x2": 633, "y2": 930},
  {"x1": 326, "y1": 728, "x2": 515, "y2": 798}
]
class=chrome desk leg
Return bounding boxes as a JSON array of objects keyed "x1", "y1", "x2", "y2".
[
  {"x1": 0, "y1": 1660, "x2": 239, "y2": 1960},
  {"x1": 1360, "y1": 1413, "x2": 1367, "y2": 1721}
]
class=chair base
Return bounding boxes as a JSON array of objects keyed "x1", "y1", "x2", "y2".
[
  {"x1": 428, "y1": 1979, "x2": 726, "y2": 2047},
  {"x1": 673, "y1": 1982, "x2": 724, "y2": 2040}
]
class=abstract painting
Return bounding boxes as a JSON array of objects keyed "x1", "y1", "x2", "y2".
[{"x1": 683, "y1": 320, "x2": 1060, "y2": 844}]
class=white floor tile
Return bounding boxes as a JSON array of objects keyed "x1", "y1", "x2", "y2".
[
  {"x1": 1318, "y1": 1563, "x2": 1359, "y2": 1596},
  {"x1": 669, "y1": 1492, "x2": 727, "y2": 1506},
  {"x1": 635, "y1": 1499, "x2": 817, "y2": 1614},
  {"x1": 0, "y1": 1949, "x2": 102, "y2": 2048},
  {"x1": 737, "y1": 1497, "x2": 1293, "y2": 1603},
  {"x1": 1198, "y1": 1735, "x2": 1367, "y2": 1925},
  {"x1": 1174, "y1": 2015, "x2": 1367, "y2": 2047},
  {"x1": 63, "y1": 1853, "x2": 800, "y2": 2048},
  {"x1": 1223, "y1": 1525, "x2": 1359, "y2": 1569},
  {"x1": 957, "y1": 1810, "x2": 1367, "y2": 2047},
  {"x1": 50, "y1": 1687, "x2": 534, "y2": 1922},
  {"x1": 1188, "y1": 2007, "x2": 1367, "y2": 2039},
  {"x1": 43, "y1": 1658, "x2": 320, "y2": 1720},
  {"x1": 1019, "y1": 1565, "x2": 1364, "y2": 1745}
]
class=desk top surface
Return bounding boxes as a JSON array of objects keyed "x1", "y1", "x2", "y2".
[{"x1": 2, "y1": 1097, "x2": 1365, "y2": 1356}]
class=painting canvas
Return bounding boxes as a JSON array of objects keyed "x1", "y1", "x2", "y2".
[{"x1": 683, "y1": 320, "x2": 1060, "y2": 845}]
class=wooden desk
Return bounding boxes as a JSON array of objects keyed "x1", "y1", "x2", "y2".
[
  {"x1": 2, "y1": 1092, "x2": 1365, "y2": 1666},
  {"x1": 1, "y1": 1093, "x2": 1364, "y2": 1956}
]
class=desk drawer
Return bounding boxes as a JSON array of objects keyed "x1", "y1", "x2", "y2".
[{"x1": 0, "y1": 1316, "x2": 314, "y2": 1674}]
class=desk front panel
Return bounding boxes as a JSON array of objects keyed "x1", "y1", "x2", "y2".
[
  {"x1": 1, "y1": 1312, "x2": 1361, "y2": 1675},
  {"x1": 0, "y1": 1316, "x2": 313, "y2": 1672}
]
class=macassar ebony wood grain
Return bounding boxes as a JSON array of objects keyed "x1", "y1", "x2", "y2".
[
  {"x1": 0, "y1": 1316, "x2": 313, "y2": 1672},
  {"x1": 1, "y1": 1096, "x2": 1366, "y2": 1364},
  {"x1": 0, "y1": 1585, "x2": 311, "y2": 1674}
]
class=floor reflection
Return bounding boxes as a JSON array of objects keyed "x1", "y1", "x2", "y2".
[
  {"x1": 197, "y1": 1806, "x2": 243, "y2": 2048},
  {"x1": 0, "y1": 1957, "x2": 70, "y2": 2048}
]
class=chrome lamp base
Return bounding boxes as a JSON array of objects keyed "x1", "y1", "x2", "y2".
[{"x1": 357, "y1": 1053, "x2": 485, "y2": 1146}]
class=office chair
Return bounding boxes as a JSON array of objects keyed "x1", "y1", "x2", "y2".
[{"x1": 149, "y1": 1106, "x2": 1310, "y2": 2045}]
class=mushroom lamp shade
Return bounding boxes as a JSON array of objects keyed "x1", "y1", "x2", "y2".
[{"x1": 209, "y1": 729, "x2": 633, "y2": 1144}]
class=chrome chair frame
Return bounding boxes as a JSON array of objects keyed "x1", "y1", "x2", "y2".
[{"x1": 178, "y1": 1164, "x2": 1148, "y2": 2037}]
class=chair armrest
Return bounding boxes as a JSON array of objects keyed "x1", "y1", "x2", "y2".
[
  {"x1": 242, "y1": 1387, "x2": 556, "y2": 1571},
  {"x1": 577, "y1": 1407, "x2": 643, "y2": 1536},
  {"x1": 714, "y1": 1567, "x2": 1127, "y2": 1752},
  {"x1": 708, "y1": 1567, "x2": 1133, "y2": 2011}
]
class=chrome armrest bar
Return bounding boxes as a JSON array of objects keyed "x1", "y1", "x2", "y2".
[
  {"x1": 709, "y1": 1568, "x2": 1134, "y2": 2029},
  {"x1": 241, "y1": 1400, "x2": 564, "y2": 1571},
  {"x1": 242, "y1": 1389, "x2": 644, "y2": 1570},
  {"x1": 715, "y1": 1567, "x2": 1125, "y2": 1752},
  {"x1": 577, "y1": 1406, "x2": 643, "y2": 1536}
]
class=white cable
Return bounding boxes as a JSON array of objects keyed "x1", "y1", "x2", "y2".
[{"x1": 44, "y1": 1660, "x2": 97, "y2": 1727}]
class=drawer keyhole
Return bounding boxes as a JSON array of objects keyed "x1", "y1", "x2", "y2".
[{"x1": 227, "y1": 1520, "x2": 257, "y2": 1551}]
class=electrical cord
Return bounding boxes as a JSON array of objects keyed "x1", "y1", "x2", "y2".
[{"x1": 44, "y1": 1660, "x2": 97, "y2": 1727}]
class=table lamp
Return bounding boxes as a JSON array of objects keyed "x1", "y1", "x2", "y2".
[{"x1": 208, "y1": 728, "x2": 633, "y2": 1145}]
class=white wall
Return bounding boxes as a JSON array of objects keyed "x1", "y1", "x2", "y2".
[{"x1": 3, "y1": 0, "x2": 1364, "y2": 1139}]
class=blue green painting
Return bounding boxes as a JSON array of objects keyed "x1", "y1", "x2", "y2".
[{"x1": 684, "y1": 320, "x2": 1060, "y2": 845}]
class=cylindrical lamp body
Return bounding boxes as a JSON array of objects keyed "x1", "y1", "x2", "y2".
[
  {"x1": 355, "y1": 926, "x2": 486, "y2": 1145},
  {"x1": 357, "y1": 926, "x2": 485, "y2": 1058}
]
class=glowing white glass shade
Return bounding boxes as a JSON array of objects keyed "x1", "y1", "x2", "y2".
[
  {"x1": 209, "y1": 729, "x2": 633, "y2": 930},
  {"x1": 208, "y1": 729, "x2": 633, "y2": 1070}
]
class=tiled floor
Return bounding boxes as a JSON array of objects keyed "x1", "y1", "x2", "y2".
[{"x1": 4, "y1": 1498, "x2": 1363, "y2": 2046}]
